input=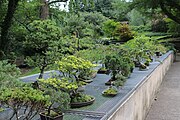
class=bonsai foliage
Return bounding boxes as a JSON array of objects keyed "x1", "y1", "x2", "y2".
[
  {"x1": 102, "y1": 86, "x2": 118, "y2": 97},
  {"x1": 124, "y1": 35, "x2": 168, "y2": 64},
  {"x1": 71, "y1": 93, "x2": 94, "y2": 103},
  {"x1": 105, "y1": 55, "x2": 121, "y2": 80},
  {"x1": 103, "y1": 20, "x2": 120, "y2": 38},
  {"x1": 55, "y1": 56, "x2": 96, "y2": 104},
  {"x1": 39, "y1": 78, "x2": 78, "y2": 94},
  {"x1": 124, "y1": 36, "x2": 155, "y2": 63},
  {"x1": 0, "y1": 86, "x2": 50, "y2": 120},
  {"x1": 38, "y1": 78, "x2": 71, "y2": 116},
  {"x1": 24, "y1": 20, "x2": 63, "y2": 79},
  {"x1": 56, "y1": 55, "x2": 96, "y2": 83},
  {"x1": 105, "y1": 53, "x2": 132, "y2": 80}
]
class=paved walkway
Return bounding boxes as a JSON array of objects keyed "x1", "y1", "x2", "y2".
[{"x1": 145, "y1": 54, "x2": 180, "y2": 120}]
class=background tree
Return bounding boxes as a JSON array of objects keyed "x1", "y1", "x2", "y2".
[
  {"x1": 131, "y1": 0, "x2": 180, "y2": 24},
  {"x1": 0, "y1": 0, "x2": 20, "y2": 58}
]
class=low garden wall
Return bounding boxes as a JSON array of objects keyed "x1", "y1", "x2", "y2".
[{"x1": 100, "y1": 51, "x2": 174, "y2": 120}]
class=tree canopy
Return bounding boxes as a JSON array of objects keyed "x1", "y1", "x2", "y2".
[{"x1": 131, "y1": 0, "x2": 180, "y2": 24}]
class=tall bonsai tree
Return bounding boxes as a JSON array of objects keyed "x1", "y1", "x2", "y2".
[{"x1": 24, "y1": 20, "x2": 63, "y2": 79}]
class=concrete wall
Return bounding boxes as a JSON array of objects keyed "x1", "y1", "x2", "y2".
[{"x1": 107, "y1": 52, "x2": 174, "y2": 120}]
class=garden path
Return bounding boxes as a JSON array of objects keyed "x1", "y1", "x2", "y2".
[{"x1": 145, "y1": 54, "x2": 180, "y2": 120}]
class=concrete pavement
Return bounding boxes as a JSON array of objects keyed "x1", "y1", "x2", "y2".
[{"x1": 145, "y1": 54, "x2": 180, "y2": 120}]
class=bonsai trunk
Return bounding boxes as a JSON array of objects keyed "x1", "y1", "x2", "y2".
[
  {"x1": 33, "y1": 57, "x2": 47, "y2": 89},
  {"x1": 112, "y1": 70, "x2": 116, "y2": 80},
  {"x1": 38, "y1": 65, "x2": 46, "y2": 79},
  {"x1": 47, "y1": 103, "x2": 53, "y2": 116}
]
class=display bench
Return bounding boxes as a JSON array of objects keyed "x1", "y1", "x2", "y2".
[{"x1": 0, "y1": 51, "x2": 174, "y2": 120}]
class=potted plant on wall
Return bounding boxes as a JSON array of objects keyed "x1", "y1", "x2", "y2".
[
  {"x1": 0, "y1": 86, "x2": 50, "y2": 120},
  {"x1": 102, "y1": 86, "x2": 118, "y2": 97},
  {"x1": 139, "y1": 63, "x2": 149, "y2": 71},
  {"x1": 104, "y1": 54, "x2": 129, "y2": 85},
  {"x1": 38, "y1": 78, "x2": 71, "y2": 120},
  {"x1": 54, "y1": 56, "x2": 96, "y2": 108},
  {"x1": 56, "y1": 55, "x2": 96, "y2": 84}
]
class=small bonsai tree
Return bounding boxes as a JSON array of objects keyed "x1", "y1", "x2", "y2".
[
  {"x1": 38, "y1": 77, "x2": 71, "y2": 119},
  {"x1": 55, "y1": 56, "x2": 96, "y2": 106},
  {"x1": 124, "y1": 36, "x2": 156, "y2": 65},
  {"x1": 56, "y1": 55, "x2": 96, "y2": 83},
  {"x1": 105, "y1": 55, "x2": 121, "y2": 81},
  {"x1": 0, "y1": 86, "x2": 50, "y2": 120}
]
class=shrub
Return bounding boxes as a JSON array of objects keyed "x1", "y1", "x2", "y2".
[{"x1": 0, "y1": 60, "x2": 21, "y2": 88}]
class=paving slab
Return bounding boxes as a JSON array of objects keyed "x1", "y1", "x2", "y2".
[{"x1": 145, "y1": 54, "x2": 180, "y2": 120}]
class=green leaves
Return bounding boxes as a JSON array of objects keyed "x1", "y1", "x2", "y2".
[
  {"x1": 25, "y1": 20, "x2": 62, "y2": 50},
  {"x1": 56, "y1": 55, "x2": 96, "y2": 78},
  {"x1": 0, "y1": 60, "x2": 22, "y2": 88},
  {"x1": 0, "y1": 86, "x2": 50, "y2": 119}
]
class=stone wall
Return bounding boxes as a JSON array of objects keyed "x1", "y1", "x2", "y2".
[{"x1": 106, "y1": 52, "x2": 174, "y2": 120}]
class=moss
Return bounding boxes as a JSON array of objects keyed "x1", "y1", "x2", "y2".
[
  {"x1": 102, "y1": 87, "x2": 118, "y2": 96},
  {"x1": 71, "y1": 94, "x2": 94, "y2": 103}
]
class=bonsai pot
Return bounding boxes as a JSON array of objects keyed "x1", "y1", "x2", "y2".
[
  {"x1": 102, "y1": 91, "x2": 117, "y2": 97},
  {"x1": 97, "y1": 69, "x2": 110, "y2": 74},
  {"x1": 139, "y1": 63, "x2": 149, "y2": 71},
  {"x1": 79, "y1": 78, "x2": 93, "y2": 83},
  {"x1": 70, "y1": 97, "x2": 95, "y2": 108},
  {"x1": 105, "y1": 79, "x2": 115, "y2": 86},
  {"x1": 91, "y1": 72, "x2": 97, "y2": 78},
  {"x1": 133, "y1": 61, "x2": 141, "y2": 67},
  {"x1": 39, "y1": 112, "x2": 64, "y2": 120},
  {"x1": 82, "y1": 79, "x2": 93, "y2": 83},
  {"x1": 77, "y1": 86, "x2": 85, "y2": 92},
  {"x1": 155, "y1": 52, "x2": 162, "y2": 57},
  {"x1": 139, "y1": 67, "x2": 149, "y2": 71},
  {"x1": 102, "y1": 86, "x2": 118, "y2": 97}
]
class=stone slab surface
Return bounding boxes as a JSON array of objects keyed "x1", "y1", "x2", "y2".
[{"x1": 145, "y1": 54, "x2": 180, "y2": 120}]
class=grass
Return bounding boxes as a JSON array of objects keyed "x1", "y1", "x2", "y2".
[{"x1": 20, "y1": 67, "x2": 40, "y2": 77}]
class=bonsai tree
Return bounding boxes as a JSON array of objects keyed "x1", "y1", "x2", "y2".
[
  {"x1": 55, "y1": 56, "x2": 96, "y2": 107},
  {"x1": 38, "y1": 77, "x2": 94, "y2": 108},
  {"x1": 24, "y1": 20, "x2": 63, "y2": 80},
  {"x1": 0, "y1": 86, "x2": 50, "y2": 120},
  {"x1": 124, "y1": 36, "x2": 156, "y2": 66},
  {"x1": 105, "y1": 55, "x2": 121, "y2": 81},
  {"x1": 56, "y1": 55, "x2": 96, "y2": 83},
  {"x1": 39, "y1": 77, "x2": 78, "y2": 99},
  {"x1": 102, "y1": 86, "x2": 118, "y2": 97},
  {"x1": 38, "y1": 78, "x2": 71, "y2": 119}
]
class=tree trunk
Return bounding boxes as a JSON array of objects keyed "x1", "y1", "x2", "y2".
[
  {"x1": 0, "y1": 0, "x2": 20, "y2": 56},
  {"x1": 40, "y1": 0, "x2": 49, "y2": 19}
]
